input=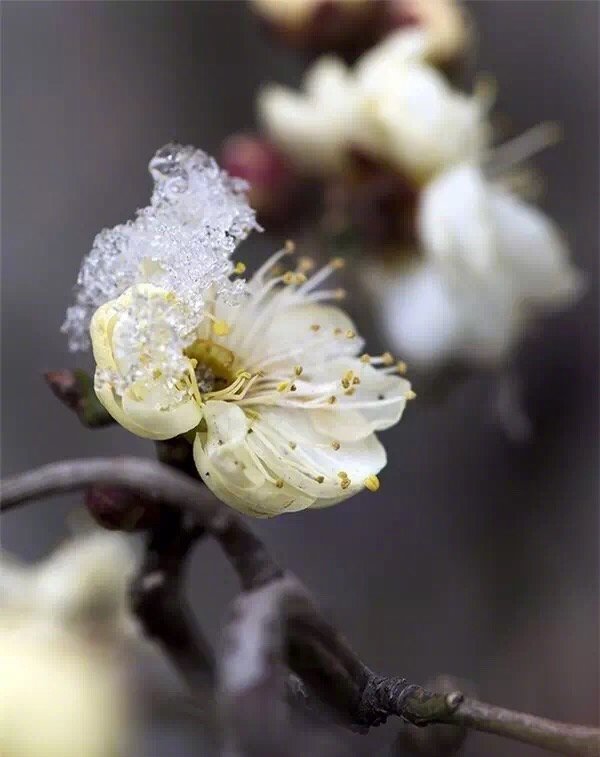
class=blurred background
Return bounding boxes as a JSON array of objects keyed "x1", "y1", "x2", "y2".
[{"x1": 2, "y1": 2, "x2": 598, "y2": 755}]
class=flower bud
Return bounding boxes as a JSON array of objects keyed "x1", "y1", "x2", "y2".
[
  {"x1": 85, "y1": 486, "x2": 161, "y2": 531},
  {"x1": 251, "y1": 0, "x2": 383, "y2": 57},
  {"x1": 385, "y1": 0, "x2": 471, "y2": 68},
  {"x1": 221, "y1": 134, "x2": 300, "y2": 223}
]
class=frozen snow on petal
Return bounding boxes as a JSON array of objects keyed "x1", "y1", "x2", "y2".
[{"x1": 63, "y1": 144, "x2": 259, "y2": 351}]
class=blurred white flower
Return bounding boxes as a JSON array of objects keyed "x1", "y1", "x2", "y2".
[
  {"x1": 365, "y1": 258, "x2": 524, "y2": 369},
  {"x1": 385, "y1": 0, "x2": 471, "y2": 67},
  {"x1": 0, "y1": 532, "x2": 136, "y2": 757},
  {"x1": 251, "y1": 0, "x2": 370, "y2": 31},
  {"x1": 91, "y1": 248, "x2": 413, "y2": 517},
  {"x1": 250, "y1": 0, "x2": 470, "y2": 64},
  {"x1": 259, "y1": 29, "x2": 488, "y2": 183},
  {"x1": 259, "y1": 58, "x2": 361, "y2": 175},
  {"x1": 367, "y1": 131, "x2": 584, "y2": 370},
  {"x1": 355, "y1": 32, "x2": 488, "y2": 183}
]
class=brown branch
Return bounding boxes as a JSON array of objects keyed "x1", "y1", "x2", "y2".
[
  {"x1": 1, "y1": 457, "x2": 598, "y2": 757},
  {"x1": 131, "y1": 506, "x2": 214, "y2": 692},
  {"x1": 44, "y1": 370, "x2": 115, "y2": 428}
]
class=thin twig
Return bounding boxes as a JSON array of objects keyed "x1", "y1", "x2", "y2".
[{"x1": 1, "y1": 457, "x2": 598, "y2": 757}]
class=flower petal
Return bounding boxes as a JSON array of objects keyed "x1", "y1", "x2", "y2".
[
  {"x1": 94, "y1": 378, "x2": 202, "y2": 441},
  {"x1": 193, "y1": 402, "x2": 314, "y2": 517},
  {"x1": 489, "y1": 188, "x2": 584, "y2": 306}
]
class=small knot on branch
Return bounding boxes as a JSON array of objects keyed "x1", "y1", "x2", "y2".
[
  {"x1": 356, "y1": 675, "x2": 409, "y2": 728},
  {"x1": 357, "y1": 675, "x2": 465, "y2": 730}
]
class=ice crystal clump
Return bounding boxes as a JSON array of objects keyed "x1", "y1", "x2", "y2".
[{"x1": 63, "y1": 144, "x2": 259, "y2": 351}]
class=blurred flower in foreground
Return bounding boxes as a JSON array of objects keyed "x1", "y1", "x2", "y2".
[
  {"x1": 0, "y1": 532, "x2": 136, "y2": 757},
  {"x1": 259, "y1": 28, "x2": 488, "y2": 184},
  {"x1": 250, "y1": 0, "x2": 470, "y2": 66},
  {"x1": 67, "y1": 145, "x2": 413, "y2": 517},
  {"x1": 366, "y1": 127, "x2": 584, "y2": 370}
]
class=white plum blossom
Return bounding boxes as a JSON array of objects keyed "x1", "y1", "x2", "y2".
[
  {"x1": 364, "y1": 258, "x2": 525, "y2": 369},
  {"x1": 91, "y1": 248, "x2": 413, "y2": 517},
  {"x1": 258, "y1": 58, "x2": 362, "y2": 175},
  {"x1": 67, "y1": 146, "x2": 413, "y2": 516},
  {"x1": 0, "y1": 532, "x2": 136, "y2": 757},
  {"x1": 259, "y1": 28, "x2": 488, "y2": 183},
  {"x1": 367, "y1": 129, "x2": 584, "y2": 370}
]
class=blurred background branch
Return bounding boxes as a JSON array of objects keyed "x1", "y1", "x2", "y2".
[{"x1": 2, "y1": 457, "x2": 598, "y2": 756}]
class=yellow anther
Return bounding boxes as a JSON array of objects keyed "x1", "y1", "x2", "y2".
[
  {"x1": 297, "y1": 256, "x2": 315, "y2": 272},
  {"x1": 352, "y1": 376, "x2": 361, "y2": 385},
  {"x1": 337, "y1": 471, "x2": 348, "y2": 479},
  {"x1": 340, "y1": 478, "x2": 351, "y2": 490},
  {"x1": 212, "y1": 320, "x2": 231, "y2": 337},
  {"x1": 290, "y1": 384, "x2": 297, "y2": 391},
  {"x1": 334, "y1": 327, "x2": 343, "y2": 336},
  {"x1": 405, "y1": 389, "x2": 417, "y2": 400},
  {"x1": 294, "y1": 365, "x2": 303, "y2": 376},
  {"x1": 233, "y1": 261, "x2": 246, "y2": 274},
  {"x1": 152, "y1": 369, "x2": 163, "y2": 380},
  {"x1": 334, "y1": 288, "x2": 346, "y2": 300},
  {"x1": 275, "y1": 479, "x2": 285, "y2": 489},
  {"x1": 345, "y1": 330, "x2": 356, "y2": 339},
  {"x1": 364, "y1": 474, "x2": 380, "y2": 492},
  {"x1": 327, "y1": 395, "x2": 337, "y2": 404},
  {"x1": 315, "y1": 475, "x2": 325, "y2": 484},
  {"x1": 381, "y1": 351, "x2": 394, "y2": 366},
  {"x1": 360, "y1": 353, "x2": 371, "y2": 364},
  {"x1": 344, "y1": 387, "x2": 356, "y2": 396},
  {"x1": 396, "y1": 361, "x2": 407, "y2": 374},
  {"x1": 245, "y1": 409, "x2": 261, "y2": 420},
  {"x1": 331, "y1": 257, "x2": 345, "y2": 270},
  {"x1": 284, "y1": 239, "x2": 296, "y2": 253},
  {"x1": 289, "y1": 441, "x2": 297, "y2": 450},
  {"x1": 331, "y1": 440, "x2": 341, "y2": 451},
  {"x1": 277, "y1": 381, "x2": 290, "y2": 392},
  {"x1": 310, "y1": 324, "x2": 321, "y2": 332},
  {"x1": 283, "y1": 271, "x2": 307, "y2": 284}
]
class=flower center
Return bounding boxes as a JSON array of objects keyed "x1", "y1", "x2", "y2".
[{"x1": 184, "y1": 339, "x2": 236, "y2": 394}]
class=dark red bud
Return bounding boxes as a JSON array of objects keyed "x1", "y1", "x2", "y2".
[
  {"x1": 85, "y1": 486, "x2": 161, "y2": 532},
  {"x1": 221, "y1": 134, "x2": 300, "y2": 223}
]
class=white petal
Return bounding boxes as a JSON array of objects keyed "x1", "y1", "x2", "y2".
[
  {"x1": 365, "y1": 262, "x2": 464, "y2": 369},
  {"x1": 95, "y1": 378, "x2": 202, "y2": 441},
  {"x1": 193, "y1": 402, "x2": 314, "y2": 517},
  {"x1": 258, "y1": 59, "x2": 358, "y2": 176},
  {"x1": 305, "y1": 357, "x2": 410, "y2": 433},
  {"x1": 193, "y1": 402, "x2": 388, "y2": 516},
  {"x1": 249, "y1": 302, "x2": 363, "y2": 372},
  {"x1": 489, "y1": 188, "x2": 583, "y2": 305},
  {"x1": 419, "y1": 164, "x2": 497, "y2": 272},
  {"x1": 248, "y1": 407, "x2": 387, "y2": 500},
  {"x1": 357, "y1": 64, "x2": 486, "y2": 181}
]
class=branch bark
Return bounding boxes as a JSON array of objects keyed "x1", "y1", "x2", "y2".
[
  {"x1": 131, "y1": 506, "x2": 214, "y2": 692},
  {"x1": 1, "y1": 457, "x2": 598, "y2": 757}
]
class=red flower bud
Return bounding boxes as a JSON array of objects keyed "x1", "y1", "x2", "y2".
[
  {"x1": 85, "y1": 486, "x2": 161, "y2": 532},
  {"x1": 221, "y1": 134, "x2": 300, "y2": 223}
]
